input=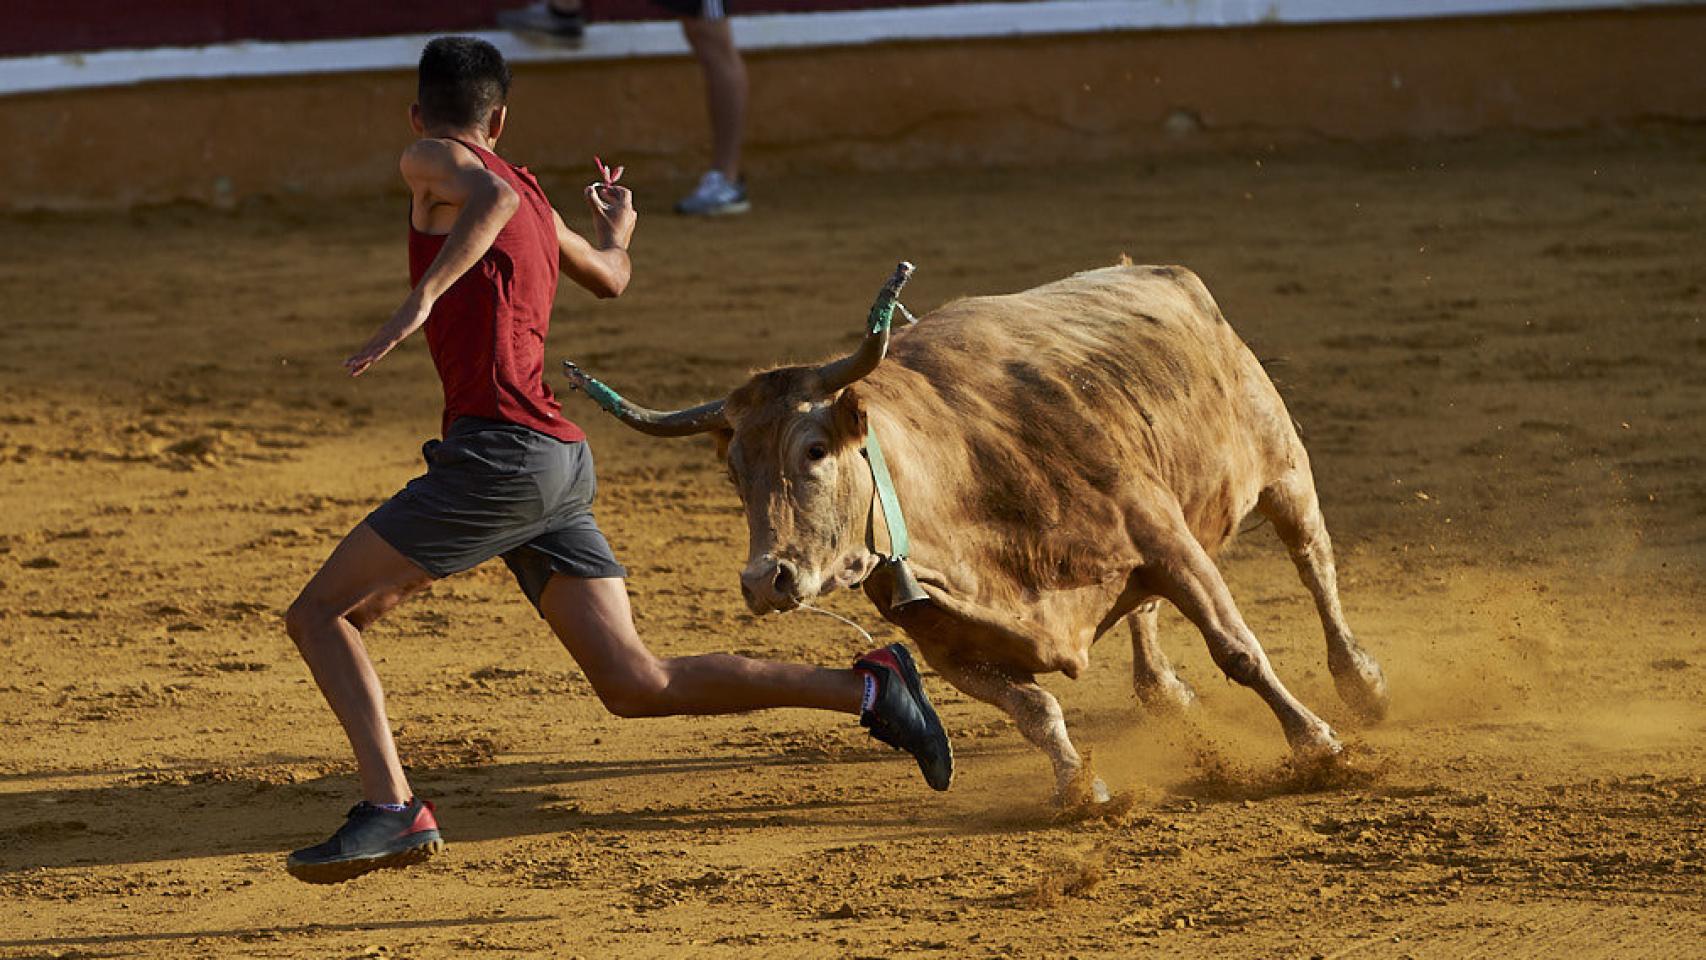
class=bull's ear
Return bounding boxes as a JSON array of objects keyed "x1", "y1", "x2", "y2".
[
  {"x1": 829, "y1": 388, "x2": 866, "y2": 444},
  {"x1": 710, "y1": 425, "x2": 735, "y2": 461}
]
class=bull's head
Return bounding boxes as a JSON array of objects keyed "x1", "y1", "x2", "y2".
[{"x1": 563, "y1": 263, "x2": 914, "y2": 615}]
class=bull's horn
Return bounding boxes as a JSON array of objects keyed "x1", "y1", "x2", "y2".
[
  {"x1": 561, "y1": 360, "x2": 727, "y2": 437},
  {"x1": 816, "y1": 261, "x2": 915, "y2": 393}
]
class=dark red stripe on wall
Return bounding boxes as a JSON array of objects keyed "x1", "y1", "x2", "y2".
[{"x1": 1, "y1": 0, "x2": 1015, "y2": 58}]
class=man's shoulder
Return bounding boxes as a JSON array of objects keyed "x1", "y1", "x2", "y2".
[{"x1": 400, "y1": 138, "x2": 485, "y2": 183}]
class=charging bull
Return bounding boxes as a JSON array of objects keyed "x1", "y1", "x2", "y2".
[{"x1": 563, "y1": 261, "x2": 1388, "y2": 801}]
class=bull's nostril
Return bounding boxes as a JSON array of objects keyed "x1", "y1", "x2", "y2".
[{"x1": 773, "y1": 560, "x2": 800, "y2": 598}]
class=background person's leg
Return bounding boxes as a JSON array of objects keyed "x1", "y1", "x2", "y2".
[
  {"x1": 681, "y1": 15, "x2": 746, "y2": 182},
  {"x1": 286, "y1": 522, "x2": 435, "y2": 804},
  {"x1": 674, "y1": 13, "x2": 751, "y2": 215},
  {"x1": 540, "y1": 574, "x2": 862, "y2": 716}
]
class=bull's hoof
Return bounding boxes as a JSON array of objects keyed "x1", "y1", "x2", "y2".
[
  {"x1": 1053, "y1": 770, "x2": 1136, "y2": 822},
  {"x1": 1287, "y1": 739, "x2": 1385, "y2": 791},
  {"x1": 1053, "y1": 766, "x2": 1107, "y2": 808},
  {"x1": 1331, "y1": 651, "x2": 1390, "y2": 725},
  {"x1": 1286, "y1": 721, "x2": 1343, "y2": 764},
  {"x1": 1135, "y1": 672, "x2": 1198, "y2": 717}
]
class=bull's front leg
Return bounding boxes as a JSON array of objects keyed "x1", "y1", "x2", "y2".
[
  {"x1": 918, "y1": 650, "x2": 1107, "y2": 806},
  {"x1": 1133, "y1": 504, "x2": 1341, "y2": 761}
]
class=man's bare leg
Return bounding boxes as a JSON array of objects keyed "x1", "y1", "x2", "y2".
[
  {"x1": 285, "y1": 522, "x2": 435, "y2": 804},
  {"x1": 540, "y1": 574, "x2": 862, "y2": 716},
  {"x1": 681, "y1": 16, "x2": 746, "y2": 181}
]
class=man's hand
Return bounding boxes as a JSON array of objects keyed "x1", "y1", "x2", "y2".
[
  {"x1": 556, "y1": 183, "x2": 635, "y2": 299},
  {"x1": 345, "y1": 293, "x2": 432, "y2": 377},
  {"x1": 585, "y1": 182, "x2": 636, "y2": 251}
]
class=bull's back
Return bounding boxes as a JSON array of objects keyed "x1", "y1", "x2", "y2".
[{"x1": 884, "y1": 265, "x2": 1291, "y2": 550}]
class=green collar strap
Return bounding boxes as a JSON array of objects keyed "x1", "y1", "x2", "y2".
[{"x1": 863, "y1": 425, "x2": 909, "y2": 561}]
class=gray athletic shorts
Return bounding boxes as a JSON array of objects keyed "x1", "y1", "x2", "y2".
[{"x1": 366, "y1": 417, "x2": 627, "y2": 610}]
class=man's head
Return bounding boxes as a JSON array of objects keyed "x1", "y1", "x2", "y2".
[{"x1": 413, "y1": 36, "x2": 511, "y2": 137}]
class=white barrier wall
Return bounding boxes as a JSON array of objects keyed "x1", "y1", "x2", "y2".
[{"x1": 0, "y1": 0, "x2": 1697, "y2": 97}]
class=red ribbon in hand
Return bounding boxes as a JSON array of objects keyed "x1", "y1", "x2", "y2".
[{"x1": 594, "y1": 155, "x2": 624, "y2": 187}]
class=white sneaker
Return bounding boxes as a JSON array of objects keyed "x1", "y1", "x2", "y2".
[{"x1": 674, "y1": 171, "x2": 750, "y2": 217}]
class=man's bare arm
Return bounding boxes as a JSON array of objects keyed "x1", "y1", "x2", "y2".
[
  {"x1": 554, "y1": 182, "x2": 636, "y2": 300},
  {"x1": 345, "y1": 140, "x2": 520, "y2": 377}
]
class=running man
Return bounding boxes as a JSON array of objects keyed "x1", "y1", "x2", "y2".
[{"x1": 283, "y1": 36, "x2": 950, "y2": 885}]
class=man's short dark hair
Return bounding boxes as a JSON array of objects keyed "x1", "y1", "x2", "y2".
[{"x1": 417, "y1": 36, "x2": 512, "y2": 129}]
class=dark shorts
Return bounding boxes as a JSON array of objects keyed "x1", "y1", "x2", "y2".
[
  {"x1": 650, "y1": 0, "x2": 728, "y2": 18},
  {"x1": 366, "y1": 417, "x2": 626, "y2": 610}
]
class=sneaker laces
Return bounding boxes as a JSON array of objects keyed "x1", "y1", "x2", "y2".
[
  {"x1": 792, "y1": 603, "x2": 907, "y2": 745},
  {"x1": 344, "y1": 799, "x2": 410, "y2": 821}
]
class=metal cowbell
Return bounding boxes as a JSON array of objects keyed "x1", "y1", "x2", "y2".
[{"x1": 887, "y1": 557, "x2": 930, "y2": 610}]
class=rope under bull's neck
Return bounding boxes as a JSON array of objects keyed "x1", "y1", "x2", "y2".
[{"x1": 793, "y1": 600, "x2": 875, "y2": 646}]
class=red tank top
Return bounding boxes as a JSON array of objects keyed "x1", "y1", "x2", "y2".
[{"x1": 408, "y1": 138, "x2": 584, "y2": 442}]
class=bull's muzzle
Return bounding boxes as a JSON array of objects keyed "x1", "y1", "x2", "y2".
[{"x1": 740, "y1": 556, "x2": 803, "y2": 614}]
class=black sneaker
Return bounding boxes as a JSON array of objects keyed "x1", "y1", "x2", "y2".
[
  {"x1": 286, "y1": 798, "x2": 443, "y2": 884},
  {"x1": 498, "y1": 2, "x2": 585, "y2": 42},
  {"x1": 854, "y1": 643, "x2": 953, "y2": 791}
]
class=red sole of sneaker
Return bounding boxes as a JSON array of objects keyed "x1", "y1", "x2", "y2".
[{"x1": 286, "y1": 837, "x2": 444, "y2": 885}]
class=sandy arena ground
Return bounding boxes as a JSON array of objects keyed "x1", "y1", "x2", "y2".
[{"x1": 2, "y1": 127, "x2": 1704, "y2": 958}]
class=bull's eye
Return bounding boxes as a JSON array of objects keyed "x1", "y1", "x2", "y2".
[{"x1": 806, "y1": 443, "x2": 829, "y2": 462}]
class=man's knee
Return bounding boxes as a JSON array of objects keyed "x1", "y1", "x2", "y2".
[
  {"x1": 284, "y1": 594, "x2": 332, "y2": 647},
  {"x1": 592, "y1": 663, "x2": 671, "y2": 719}
]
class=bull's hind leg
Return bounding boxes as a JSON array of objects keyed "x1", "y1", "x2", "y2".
[
  {"x1": 1258, "y1": 468, "x2": 1389, "y2": 723},
  {"x1": 924, "y1": 653, "x2": 1101, "y2": 803},
  {"x1": 1134, "y1": 504, "x2": 1341, "y2": 760},
  {"x1": 1127, "y1": 600, "x2": 1197, "y2": 715}
]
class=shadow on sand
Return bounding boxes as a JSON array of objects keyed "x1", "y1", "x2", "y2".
[
  {"x1": 0, "y1": 914, "x2": 555, "y2": 954},
  {"x1": 0, "y1": 745, "x2": 1028, "y2": 875}
]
